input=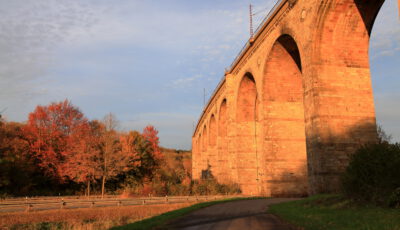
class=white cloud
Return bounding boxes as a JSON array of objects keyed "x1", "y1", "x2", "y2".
[
  {"x1": 170, "y1": 74, "x2": 203, "y2": 89},
  {"x1": 0, "y1": 0, "x2": 99, "y2": 111}
]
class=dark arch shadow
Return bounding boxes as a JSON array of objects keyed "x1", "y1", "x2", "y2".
[
  {"x1": 355, "y1": 0, "x2": 385, "y2": 35},
  {"x1": 276, "y1": 35, "x2": 302, "y2": 72}
]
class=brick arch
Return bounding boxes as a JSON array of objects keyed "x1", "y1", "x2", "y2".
[
  {"x1": 198, "y1": 133, "x2": 202, "y2": 153},
  {"x1": 237, "y1": 73, "x2": 258, "y2": 122},
  {"x1": 236, "y1": 73, "x2": 260, "y2": 194},
  {"x1": 262, "y1": 34, "x2": 308, "y2": 197},
  {"x1": 218, "y1": 99, "x2": 227, "y2": 138},
  {"x1": 197, "y1": 133, "x2": 203, "y2": 178},
  {"x1": 202, "y1": 125, "x2": 207, "y2": 151},
  {"x1": 218, "y1": 99, "x2": 228, "y2": 182},
  {"x1": 314, "y1": 0, "x2": 384, "y2": 68},
  {"x1": 209, "y1": 114, "x2": 217, "y2": 147}
]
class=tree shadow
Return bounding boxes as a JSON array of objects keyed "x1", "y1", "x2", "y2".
[
  {"x1": 201, "y1": 160, "x2": 214, "y2": 180},
  {"x1": 267, "y1": 120, "x2": 378, "y2": 197}
]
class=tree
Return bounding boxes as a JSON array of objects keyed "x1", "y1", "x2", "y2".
[
  {"x1": 62, "y1": 120, "x2": 103, "y2": 196},
  {"x1": 99, "y1": 113, "x2": 128, "y2": 197},
  {"x1": 121, "y1": 131, "x2": 155, "y2": 178},
  {"x1": 142, "y1": 125, "x2": 162, "y2": 162},
  {"x1": 0, "y1": 120, "x2": 32, "y2": 195},
  {"x1": 24, "y1": 99, "x2": 89, "y2": 181}
]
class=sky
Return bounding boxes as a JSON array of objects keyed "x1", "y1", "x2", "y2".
[{"x1": 0, "y1": 0, "x2": 399, "y2": 150}]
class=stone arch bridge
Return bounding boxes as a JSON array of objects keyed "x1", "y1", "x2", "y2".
[{"x1": 192, "y1": 0, "x2": 388, "y2": 196}]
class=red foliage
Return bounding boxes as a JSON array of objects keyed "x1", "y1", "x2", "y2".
[
  {"x1": 24, "y1": 99, "x2": 89, "y2": 181},
  {"x1": 142, "y1": 125, "x2": 162, "y2": 162},
  {"x1": 62, "y1": 120, "x2": 104, "y2": 184},
  {"x1": 120, "y1": 131, "x2": 142, "y2": 168}
]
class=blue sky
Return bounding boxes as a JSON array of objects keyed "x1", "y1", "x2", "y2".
[{"x1": 0, "y1": 0, "x2": 399, "y2": 149}]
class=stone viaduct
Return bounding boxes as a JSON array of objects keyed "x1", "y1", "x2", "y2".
[{"x1": 192, "y1": 0, "x2": 387, "y2": 196}]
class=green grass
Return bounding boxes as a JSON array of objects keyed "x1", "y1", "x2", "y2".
[
  {"x1": 269, "y1": 194, "x2": 400, "y2": 230},
  {"x1": 111, "y1": 197, "x2": 266, "y2": 230}
]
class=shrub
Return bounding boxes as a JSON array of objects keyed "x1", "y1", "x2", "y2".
[
  {"x1": 342, "y1": 141, "x2": 400, "y2": 207},
  {"x1": 190, "y1": 179, "x2": 241, "y2": 195}
]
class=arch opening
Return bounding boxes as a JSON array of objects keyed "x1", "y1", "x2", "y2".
[
  {"x1": 207, "y1": 114, "x2": 218, "y2": 179},
  {"x1": 237, "y1": 73, "x2": 258, "y2": 122},
  {"x1": 194, "y1": 133, "x2": 202, "y2": 180},
  {"x1": 262, "y1": 34, "x2": 308, "y2": 197},
  {"x1": 236, "y1": 73, "x2": 260, "y2": 194},
  {"x1": 201, "y1": 125, "x2": 211, "y2": 179},
  {"x1": 202, "y1": 125, "x2": 208, "y2": 152},
  {"x1": 218, "y1": 99, "x2": 229, "y2": 182},
  {"x1": 209, "y1": 115, "x2": 217, "y2": 147}
]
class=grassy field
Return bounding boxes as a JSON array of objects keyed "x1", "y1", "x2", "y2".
[
  {"x1": 0, "y1": 203, "x2": 194, "y2": 230},
  {"x1": 269, "y1": 194, "x2": 400, "y2": 230}
]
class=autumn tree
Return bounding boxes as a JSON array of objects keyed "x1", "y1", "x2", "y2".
[
  {"x1": 0, "y1": 120, "x2": 32, "y2": 195},
  {"x1": 24, "y1": 100, "x2": 89, "y2": 181},
  {"x1": 121, "y1": 131, "x2": 156, "y2": 181},
  {"x1": 99, "y1": 113, "x2": 131, "y2": 197},
  {"x1": 62, "y1": 120, "x2": 104, "y2": 196},
  {"x1": 142, "y1": 125, "x2": 162, "y2": 162}
]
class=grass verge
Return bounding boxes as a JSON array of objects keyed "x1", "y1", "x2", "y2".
[
  {"x1": 269, "y1": 194, "x2": 400, "y2": 230},
  {"x1": 111, "y1": 197, "x2": 265, "y2": 230}
]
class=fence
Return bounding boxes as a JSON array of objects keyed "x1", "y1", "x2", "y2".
[{"x1": 0, "y1": 195, "x2": 244, "y2": 213}]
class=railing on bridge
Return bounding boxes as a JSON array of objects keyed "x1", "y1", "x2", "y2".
[{"x1": 228, "y1": 0, "x2": 286, "y2": 72}]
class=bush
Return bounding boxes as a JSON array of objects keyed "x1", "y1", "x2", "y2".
[
  {"x1": 190, "y1": 179, "x2": 241, "y2": 195},
  {"x1": 342, "y1": 141, "x2": 400, "y2": 207}
]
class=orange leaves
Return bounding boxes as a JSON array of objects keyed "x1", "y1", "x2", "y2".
[
  {"x1": 24, "y1": 99, "x2": 90, "y2": 181},
  {"x1": 143, "y1": 125, "x2": 163, "y2": 162},
  {"x1": 2, "y1": 99, "x2": 165, "y2": 196}
]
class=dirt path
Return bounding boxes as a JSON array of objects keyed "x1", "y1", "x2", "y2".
[{"x1": 165, "y1": 198, "x2": 299, "y2": 230}]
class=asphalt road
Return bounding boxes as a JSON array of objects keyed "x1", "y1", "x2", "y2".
[{"x1": 165, "y1": 198, "x2": 299, "y2": 230}]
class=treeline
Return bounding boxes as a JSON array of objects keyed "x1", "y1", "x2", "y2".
[
  {"x1": 0, "y1": 100, "x2": 240, "y2": 198},
  {"x1": 0, "y1": 100, "x2": 164, "y2": 197}
]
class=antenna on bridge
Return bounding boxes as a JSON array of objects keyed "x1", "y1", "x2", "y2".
[{"x1": 249, "y1": 4, "x2": 254, "y2": 39}]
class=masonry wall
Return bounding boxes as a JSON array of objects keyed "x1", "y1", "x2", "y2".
[{"x1": 192, "y1": 0, "x2": 385, "y2": 196}]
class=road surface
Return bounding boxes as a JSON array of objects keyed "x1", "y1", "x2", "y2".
[{"x1": 165, "y1": 198, "x2": 299, "y2": 230}]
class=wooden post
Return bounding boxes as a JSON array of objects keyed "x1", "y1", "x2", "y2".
[
  {"x1": 25, "y1": 204, "x2": 32, "y2": 212},
  {"x1": 60, "y1": 200, "x2": 66, "y2": 209}
]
